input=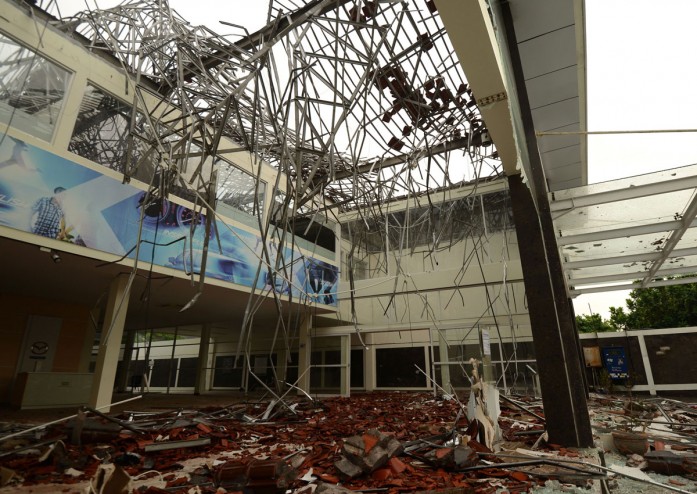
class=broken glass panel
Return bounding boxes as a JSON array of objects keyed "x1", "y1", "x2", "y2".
[
  {"x1": 216, "y1": 159, "x2": 265, "y2": 227},
  {"x1": 69, "y1": 83, "x2": 157, "y2": 183},
  {"x1": 0, "y1": 32, "x2": 71, "y2": 141}
]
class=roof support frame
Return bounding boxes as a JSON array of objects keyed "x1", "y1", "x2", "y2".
[
  {"x1": 557, "y1": 218, "x2": 697, "y2": 246},
  {"x1": 570, "y1": 274, "x2": 697, "y2": 296},
  {"x1": 551, "y1": 174, "x2": 697, "y2": 212},
  {"x1": 639, "y1": 191, "x2": 697, "y2": 287},
  {"x1": 563, "y1": 246, "x2": 697, "y2": 270},
  {"x1": 569, "y1": 265, "x2": 697, "y2": 287}
]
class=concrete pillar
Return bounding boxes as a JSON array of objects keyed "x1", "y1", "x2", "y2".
[
  {"x1": 89, "y1": 274, "x2": 131, "y2": 412},
  {"x1": 438, "y1": 331, "x2": 451, "y2": 392},
  {"x1": 276, "y1": 345, "x2": 288, "y2": 385},
  {"x1": 480, "y1": 327, "x2": 494, "y2": 384},
  {"x1": 494, "y1": 0, "x2": 593, "y2": 447},
  {"x1": 194, "y1": 324, "x2": 212, "y2": 395},
  {"x1": 508, "y1": 174, "x2": 593, "y2": 447},
  {"x1": 340, "y1": 335, "x2": 350, "y2": 397},
  {"x1": 364, "y1": 333, "x2": 376, "y2": 392},
  {"x1": 78, "y1": 307, "x2": 100, "y2": 373},
  {"x1": 297, "y1": 314, "x2": 312, "y2": 395},
  {"x1": 115, "y1": 329, "x2": 136, "y2": 392}
]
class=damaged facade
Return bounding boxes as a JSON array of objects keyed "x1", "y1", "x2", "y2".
[
  {"x1": 0, "y1": 0, "x2": 536, "y2": 416},
  {"x1": 2, "y1": 0, "x2": 697, "y2": 491}
]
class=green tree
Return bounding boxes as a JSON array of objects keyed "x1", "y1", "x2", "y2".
[
  {"x1": 608, "y1": 279, "x2": 697, "y2": 329},
  {"x1": 608, "y1": 306, "x2": 629, "y2": 331},
  {"x1": 575, "y1": 313, "x2": 615, "y2": 333}
]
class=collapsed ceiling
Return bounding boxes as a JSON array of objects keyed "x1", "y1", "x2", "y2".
[
  {"x1": 22, "y1": 0, "x2": 522, "y2": 388},
  {"x1": 49, "y1": 0, "x2": 501, "y2": 216}
]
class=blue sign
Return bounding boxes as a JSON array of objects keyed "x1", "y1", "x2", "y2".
[
  {"x1": 602, "y1": 346, "x2": 629, "y2": 380},
  {"x1": 0, "y1": 137, "x2": 338, "y2": 305}
]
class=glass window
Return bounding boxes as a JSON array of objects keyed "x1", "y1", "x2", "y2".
[
  {"x1": 177, "y1": 357, "x2": 198, "y2": 387},
  {"x1": 150, "y1": 358, "x2": 177, "y2": 387},
  {"x1": 483, "y1": 191, "x2": 514, "y2": 233},
  {"x1": 350, "y1": 348, "x2": 364, "y2": 388},
  {"x1": 376, "y1": 347, "x2": 427, "y2": 388},
  {"x1": 271, "y1": 190, "x2": 337, "y2": 258},
  {"x1": 212, "y1": 355, "x2": 245, "y2": 388},
  {"x1": 0, "y1": 33, "x2": 71, "y2": 141},
  {"x1": 69, "y1": 83, "x2": 157, "y2": 183},
  {"x1": 216, "y1": 159, "x2": 265, "y2": 226}
]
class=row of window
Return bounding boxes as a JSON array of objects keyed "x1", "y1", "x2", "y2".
[
  {"x1": 0, "y1": 32, "x2": 263, "y2": 224},
  {"x1": 119, "y1": 344, "x2": 536, "y2": 392},
  {"x1": 340, "y1": 190, "x2": 514, "y2": 279}
]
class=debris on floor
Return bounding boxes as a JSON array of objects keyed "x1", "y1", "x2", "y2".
[{"x1": 1, "y1": 391, "x2": 696, "y2": 493}]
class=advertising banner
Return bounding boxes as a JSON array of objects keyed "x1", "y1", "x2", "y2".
[{"x1": 0, "y1": 137, "x2": 338, "y2": 305}]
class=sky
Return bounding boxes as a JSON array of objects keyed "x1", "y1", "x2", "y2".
[
  {"x1": 575, "y1": 0, "x2": 697, "y2": 318},
  {"x1": 52, "y1": 0, "x2": 697, "y2": 319}
]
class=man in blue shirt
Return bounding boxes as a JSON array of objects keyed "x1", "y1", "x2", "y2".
[{"x1": 31, "y1": 186, "x2": 65, "y2": 239}]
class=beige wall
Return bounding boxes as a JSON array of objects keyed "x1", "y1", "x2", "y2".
[
  {"x1": 0, "y1": 293, "x2": 91, "y2": 401},
  {"x1": 338, "y1": 229, "x2": 527, "y2": 329}
]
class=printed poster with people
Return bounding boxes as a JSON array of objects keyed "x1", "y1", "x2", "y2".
[{"x1": 0, "y1": 137, "x2": 338, "y2": 306}]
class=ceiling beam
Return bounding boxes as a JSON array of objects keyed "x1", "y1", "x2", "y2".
[
  {"x1": 332, "y1": 137, "x2": 472, "y2": 181},
  {"x1": 640, "y1": 191, "x2": 697, "y2": 287},
  {"x1": 557, "y1": 218, "x2": 697, "y2": 246},
  {"x1": 551, "y1": 174, "x2": 697, "y2": 212},
  {"x1": 563, "y1": 246, "x2": 697, "y2": 270},
  {"x1": 569, "y1": 265, "x2": 697, "y2": 287},
  {"x1": 435, "y1": 0, "x2": 518, "y2": 175},
  {"x1": 570, "y1": 275, "x2": 697, "y2": 297}
]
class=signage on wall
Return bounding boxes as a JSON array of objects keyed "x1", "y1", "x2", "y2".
[
  {"x1": 601, "y1": 346, "x2": 629, "y2": 379},
  {"x1": 0, "y1": 138, "x2": 338, "y2": 305},
  {"x1": 29, "y1": 340, "x2": 50, "y2": 358}
]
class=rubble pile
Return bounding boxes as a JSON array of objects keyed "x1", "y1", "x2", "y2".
[{"x1": 0, "y1": 391, "x2": 696, "y2": 493}]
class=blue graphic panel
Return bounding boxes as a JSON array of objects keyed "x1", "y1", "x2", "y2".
[
  {"x1": 0, "y1": 137, "x2": 338, "y2": 305},
  {"x1": 602, "y1": 346, "x2": 629, "y2": 380}
]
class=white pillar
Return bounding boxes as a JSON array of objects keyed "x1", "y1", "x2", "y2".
[
  {"x1": 297, "y1": 314, "x2": 312, "y2": 395},
  {"x1": 276, "y1": 345, "x2": 288, "y2": 385},
  {"x1": 438, "y1": 331, "x2": 452, "y2": 393},
  {"x1": 637, "y1": 333, "x2": 657, "y2": 396},
  {"x1": 195, "y1": 324, "x2": 212, "y2": 395},
  {"x1": 115, "y1": 328, "x2": 136, "y2": 392},
  {"x1": 364, "y1": 333, "x2": 376, "y2": 392},
  {"x1": 78, "y1": 307, "x2": 100, "y2": 373},
  {"x1": 340, "y1": 335, "x2": 351, "y2": 397},
  {"x1": 89, "y1": 274, "x2": 131, "y2": 411}
]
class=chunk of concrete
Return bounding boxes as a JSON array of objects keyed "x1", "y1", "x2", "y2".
[
  {"x1": 334, "y1": 457, "x2": 363, "y2": 480},
  {"x1": 342, "y1": 435, "x2": 366, "y2": 460},
  {"x1": 384, "y1": 437, "x2": 404, "y2": 458},
  {"x1": 316, "y1": 482, "x2": 355, "y2": 494},
  {"x1": 363, "y1": 445, "x2": 389, "y2": 472}
]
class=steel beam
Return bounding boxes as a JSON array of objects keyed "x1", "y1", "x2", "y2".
[
  {"x1": 640, "y1": 192, "x2": 697, "y2": 287},
  {"x1": 562, "y1": 246, "x2": 697, "y2": 270},
  {"x1": 570, "y1": 275, "x2": 697, "y2": 296},
  {"x1": 569, "y1": 265, "x2": 697, "y2": 287},
  {"x1": 551, "y1": 174, "x2": 697, "y2": 212},
  {"x1": 500, "y1": 0, "x2": 592, "y2": 447},
  {"x1": 557, "y1": 218, "x2": 697, "y2": 246}
]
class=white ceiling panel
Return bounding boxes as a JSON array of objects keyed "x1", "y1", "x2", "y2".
[
  {"x1": 509, "y1": 0, "x2": 576, "y2": 42},
  {"x1": 517, "y1": 26, "x2": 576, "y2": 80},
  {"x1": 537, "y1": 122, "x2": 581, "y2": 153},
  {"x1": 542, "y1": 144, "x2": 581, "y2": 169},
  {"x1": 526, "y1": 65, "x2": 579, "y2": 110},
  {"x1": 531, "y1": 97, "x2": 579, "y2": 132}
]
